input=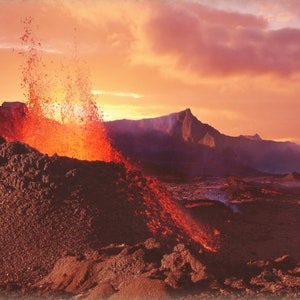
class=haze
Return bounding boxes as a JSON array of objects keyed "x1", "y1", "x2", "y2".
[{"x1": 1, "y1": 0, "x2": 300, "y2": 143}]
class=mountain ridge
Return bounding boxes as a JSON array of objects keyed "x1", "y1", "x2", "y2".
[
  {"x1": 107, "y1": 108, "x2": 221, "y2": 145},
  {"x1": 106, "y1": 108, "x2": 300, "y2": 176},
  {"x1": 107, "y1": 108, "x2": 299, "y2": 147}
]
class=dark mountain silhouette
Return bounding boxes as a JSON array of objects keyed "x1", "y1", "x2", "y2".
[
  {"x1": 106, "y1": 108, "x2": 220, "y2": 145},
  {"x1": 106, "y1": 108, "x2": 300, "y2": 177}
]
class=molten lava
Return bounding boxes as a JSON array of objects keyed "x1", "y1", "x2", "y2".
[
  {"x1": 19, "y1": 18, "x2": 120, "y2": 162},
  {"x1": 10, "y1": 18, "x2": 220, "y2": 252},
  {"x1": 143, "y1": 178, "x2": 219, "y2": 252}
]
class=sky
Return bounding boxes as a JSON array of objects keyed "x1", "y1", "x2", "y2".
[{"x1": 1, "y1": 0, "x2": 300, "y2": 143}]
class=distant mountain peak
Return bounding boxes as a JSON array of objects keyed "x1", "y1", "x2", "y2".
[
  {"x1": 175, "y1": 108, "x2": 194, "y2": 122},
  {"x1": 106, "y1": 108, "x2": 220, "y2": 145},
  {"x1": 175, "y1": 108, "x2": 219, "y2": 144},
  {"x1": 184, "y1": 108, "x2": 192, "y2": 115}
]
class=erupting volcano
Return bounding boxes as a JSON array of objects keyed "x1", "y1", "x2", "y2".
[
  {"x1": 2, "y1": 3, "x2": 300, "y2": 298},
  {"x1": 1, "y1": 18, "x2": 219, "y2": 254}
]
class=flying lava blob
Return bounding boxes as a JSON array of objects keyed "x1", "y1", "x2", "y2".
[{"x1": 16, "y1": 18, "x2": 219, "y2": 252}]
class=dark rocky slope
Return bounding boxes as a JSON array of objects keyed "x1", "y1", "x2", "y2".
[
  {"x1": 1, "y1": 138, "x2": 197, "y2": 285},
  {"x1": 0, "y1": 101, "x2": 26, "y2": 141}
]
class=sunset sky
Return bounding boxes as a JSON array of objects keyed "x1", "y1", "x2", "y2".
[{"x1": 1, "y1": 0, "x2": 300, "y2": 143}]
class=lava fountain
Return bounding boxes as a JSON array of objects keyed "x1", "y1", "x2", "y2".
[
  {"x1": 19, "y1": 18, "x2": 120, "y2": 162},
  {"x1": 14, "y1": 18, "x2": 219, "y2": 252}
]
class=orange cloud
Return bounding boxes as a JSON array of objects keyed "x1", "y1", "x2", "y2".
[{"x1": 143, "y1": 1, "x2": 300, "y2": 77}]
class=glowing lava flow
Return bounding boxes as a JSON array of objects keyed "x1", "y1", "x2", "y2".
[
  {"x1": 143, "y1": 178, "x2": 219, "y2": 252},
  {"x1": 16, "y1": 18, "x2": 219, "y2": 252}
]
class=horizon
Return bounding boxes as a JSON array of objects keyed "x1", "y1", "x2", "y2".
[{"x1": 1, "y1": 0, "x2": 300, "y2": 143}]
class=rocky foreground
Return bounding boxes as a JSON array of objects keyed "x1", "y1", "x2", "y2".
[
  {"x1": 1, "y1": 239, "x2": 300, "y2": 299},
  {"x1": 0, "y1": 138, "x2": 299, "y2": 299}
]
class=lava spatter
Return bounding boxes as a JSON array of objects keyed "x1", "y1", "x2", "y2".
[{"x1": 19, "y1": 17, "x2": 120, "y2": 162}]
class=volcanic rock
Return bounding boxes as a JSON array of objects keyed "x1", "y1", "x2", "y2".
[
  {"x1": 34, "y1": 239, "x2": 211, "y2": 299},
  {"x1": 0, "y1": 101, "x2": 26, "y2": 140},
  {"x1": 87, "y1": 282, "x2": 116, "y2": 300},
  {"x1": 0, "y1": 139, "x2": 215, "y2": 288},
  {"x1": 35, "y1": 239, "x2": 300, "y2": 299},
  {"x1": 160, "y1": 243, "x2": 209, "y2": 289},
  {"x1": 248, "y1": 256, "x2": 300, "y2": 295},
  {"x1": 0, "y1": 140, "x2": 166, "y2": 285},
  {"x1": 109, "y1": 277, "x2": 171, "y2": 300}
]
